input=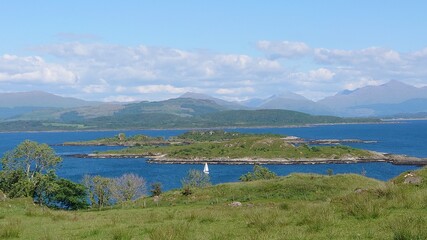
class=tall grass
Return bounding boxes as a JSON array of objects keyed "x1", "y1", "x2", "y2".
[
  {"x1": 0, "y1": 219, "x2": 21, "y2": 239},
  {"x1": 0, "y1": 168, "x2": 426, "y2": 239}
]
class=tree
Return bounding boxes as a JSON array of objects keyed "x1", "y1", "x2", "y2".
[
  {"x1": 150, "y1": 182, "x2": 162, "y2": 197},
  {"x1": 0, "y1": 140, "x2": 62, "y2": 199},
  {"x1": 0, "y1": 140, "x2": 87, "y2": 209},
  {"x1": 48, "y1": 178, "x2": 88, "y2": 210},
  {"x1": 239, "y1": 165, "x2": 277, "y2": 182},
  {"x1": 181, "y1": 169, "x2": 211, "y2": 195},
  {"x1": 83, "y1": 175, "x2": 113, "y2": 208},
  {"x1": 118, "y1": 133, "x2": 126, "y2": 141},
  {"x1": 33, "y1": 171, "x2": 59, "y2": 206},
  {"x1": 110, "y1": 173, "x2": 146, "y2": 202},
  {"x1": 1, "y1": 140, "x2": 61, "y2": 182}
]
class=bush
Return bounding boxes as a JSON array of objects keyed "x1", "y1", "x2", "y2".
[
  {"x1": 239, "y1": 165, "x2": 277, "y2": 182},
  {"x1": 48, "y1": 178, "x2": 88, "y2": 210},
  {"x1": 110, "y1": 173, "x2": 146, "y2": 202},
  {"x1": 181, "y1": 169, "x2": 211, "y2": 195},
  {"x1": 150, "y1": 182, "x2": 162, "y2": 197}
]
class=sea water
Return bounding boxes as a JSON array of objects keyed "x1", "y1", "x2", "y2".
[{"x1": 0, "y1": 120, "x2": 425, "y2": 190}]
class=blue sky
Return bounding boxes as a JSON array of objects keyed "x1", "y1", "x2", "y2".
[{"x1": 1, "y1": 0, "x2": 427, "y2": 102}]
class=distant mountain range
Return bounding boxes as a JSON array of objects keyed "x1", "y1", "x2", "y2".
[
  {"x1": 0, "y1": 91, "x2": 100, "y2": 108},
  {"x1": 228, "y1": 80, "x2": 427, "y2": 117},
  {"x1": 317, "y1": 80, "x2": 427, "y2": 116},
  {"x1": 1, "y1": 80, "x2": 426, "y2": 124}
]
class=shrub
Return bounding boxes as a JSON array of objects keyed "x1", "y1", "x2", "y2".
[
  {"x1": 110, "y1": 173, "x2": 146, "y2": 203},
  {"x1": 239, "y1": 165, "x2": 277, "y2": 182},
  {"x1": 150, "y1": 182, "x2": 162, "y2": 197},
  {"x1": 181, "y1": 169, "x2": 211, "y2": 195}
]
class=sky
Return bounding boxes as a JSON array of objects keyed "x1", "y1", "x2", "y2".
[{"x1": 1, "y1": 0, "x2": 427, "y2": 102}]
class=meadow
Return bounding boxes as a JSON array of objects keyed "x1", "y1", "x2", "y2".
[{"x1": 1, "y1": 167, "x2": 426, "y2": 240}]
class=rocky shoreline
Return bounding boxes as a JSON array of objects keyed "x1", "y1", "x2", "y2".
[{"x1": 66, "y1": 152, "x2": 427, "y2": 166}]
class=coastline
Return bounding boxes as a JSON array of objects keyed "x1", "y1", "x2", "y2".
[
  {"x1": 0, "y1": 120, "x2": 394, "y2": 134},
  {"x1": 67, "y1": 153, "x2": 427, "y2": 166}
]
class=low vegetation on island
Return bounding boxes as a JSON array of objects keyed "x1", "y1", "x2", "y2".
[
  {"x1": 62, "y1": 133, "x2": 167, "y2": 146},
  {"x1": 80, "y1": 130, "x2": 426, "y2": 165}
]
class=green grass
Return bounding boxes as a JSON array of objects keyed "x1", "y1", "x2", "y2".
[
  {"x1": 0, "y1": 168, "x2": 426, "y2": 239},
  {"x1": 113, "y1": 135, "x2": 374, "y2": 160}
]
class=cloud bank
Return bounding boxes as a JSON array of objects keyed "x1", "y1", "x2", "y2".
[{"x1": 0, "y1": 41, "x2": 426, "y2": 101}]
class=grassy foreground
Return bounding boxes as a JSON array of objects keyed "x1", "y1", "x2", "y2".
[{"x1": 1, "y1": 168, "x2": 427, "y2": 239}]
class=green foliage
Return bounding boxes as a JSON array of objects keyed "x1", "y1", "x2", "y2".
[
  {"x1": 64, "y1": 134, "x2": 165, "y2": 146},
  {"x1": 150, "y1": 182, "x2": 162, "y2": 197},
  {"x1": 0, "y1": 140, "x2": 84, "y2": 209},
  {"x1": 48, "y1": 178, "x2": 88, "y2": 210},
  {"x1": 0, "y1": 141, "x2": 87, "y2": 209},
  {"x1": 175, "y1": 130, "x2": 247, "y2": 142},
  {"x1": 83, "y1": 175, "x2": 113, "y2": 209},
  {"x1": 239, "y1": 165, "x2": 278, "y2": 181},
  {"x1": 1, "y1": 140, "x2": 62, "y2": 181},
  {"x1": 117, "y1": 133, "x2": 126, "y2": 141},
  {"x1": 83, "y1": 174, "x2": 147, "y2": 207}
]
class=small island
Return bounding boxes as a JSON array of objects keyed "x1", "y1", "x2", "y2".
[
  {"x1": 62, "y1": 133, "x2": 168, "y2": 146},
  {"x1": 65, "y1": 130, "x2": 427, "y2": 165}
]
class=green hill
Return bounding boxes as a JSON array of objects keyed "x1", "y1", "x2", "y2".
[
  {"x1": 0, "y1": 98, "x2": 381, "y2": 131},
  {"x1": 1, "y1": 168, "x2": 426, "y2": 239}
]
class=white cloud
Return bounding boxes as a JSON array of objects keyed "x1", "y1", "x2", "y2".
[
  {"x1": 215, "y1": 87, "x2": 255, "y2": 95},
  {"x1": 135, "y1": 84, "x2": 190, "y2": 94},
  {"x1": 308, "y1": 68, "x2": 335, "y2": 81},
  {"x1": 2, "y1": 41, "x2": 427, "y2": 102},
  {"x1": 257, "y1": 41, "x2": 311, "y2": 58},
  {"x1": 103, "y1": 95, "x2": 139, "y2": 102},
  {"x1": 0, "y1": 54, "x2": 77, "y2": 84},
  {"x1": 82, "y1": 84, "x2": 109, "y2": 94}
]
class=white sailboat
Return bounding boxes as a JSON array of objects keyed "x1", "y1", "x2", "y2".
[{"x1": 203, "y1": 162, "x2": 209, "y2": 174}]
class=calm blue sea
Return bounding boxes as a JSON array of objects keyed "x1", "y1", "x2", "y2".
[{"x1": 0, "y1": 120, "x2": 426, "y2": 190}]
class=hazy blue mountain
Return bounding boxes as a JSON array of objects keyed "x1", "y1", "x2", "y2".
[
  {"x1": 318, "y1": 80, "x2": 427, "y2": 110},
  {"x1": 350, "y1": 98, "x2": 427, "y2": 116},
  {"x1": 7, "y1": 103, "x2": 124, "y2": 122},
  {"x1": 116, "y1": 97, "x2": 228, "y2": 117},
  {"x1": 240, "y1": 92, "x2": 332, "y2": 115},
  {"x1": 0, "y1": 91, "x2": 100, "y2": 108},
  {"x1": 179, "y1": 92, "x2": 246, "y2": 109},
  {"x1": 0, "y1": 107, "x2": 53, "y2": 120},
  {"x1": 239, "y1": 98, "x2": 265, "y2": 108},
  {"x1": 315, "y1": 80, "x2": 427, "y2": 116}
]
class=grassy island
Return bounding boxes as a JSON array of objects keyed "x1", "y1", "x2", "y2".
[
  {"x1": 91, "y1": 130, "x2": 389, "y2": 164},
  {"x1": 68, "y1": 130, "x2": 427, "y2": 165},
  {"x1": 63, "y1": 133, "x2": 167, "y2": 146}
]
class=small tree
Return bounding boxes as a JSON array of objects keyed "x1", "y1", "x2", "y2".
[
  {"x1": 83, "y1": 175, "x2": 113, "y2": 209},
  {"x1": 118, "y1": 133, "x2": 126, "y2": 141},
  {"x1": 239, "y1": 165, "x2": 277, "y2": 182},
  {"x1": 1, "y1": 140, "x2": 62, "y2": 182},
  {"x1": 0, "y1": 140, "x2": 62, "y2": 199},
  {"x1": 48, "y1": 178, "x2": 88, "y2": 210},
  {"x1": 110, "y1": 173, "x2": 146, "y2": 203},
  {"x1": 181, "y1": 169, "x2": 211, "y2": 195},
  {"x1": 150, "y1": 182, "x2": 162, "y2": 197}
]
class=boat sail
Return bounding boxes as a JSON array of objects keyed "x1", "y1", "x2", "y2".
[{"x1": 203, "y1": 162, "x2": 209, "y2": 174}]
